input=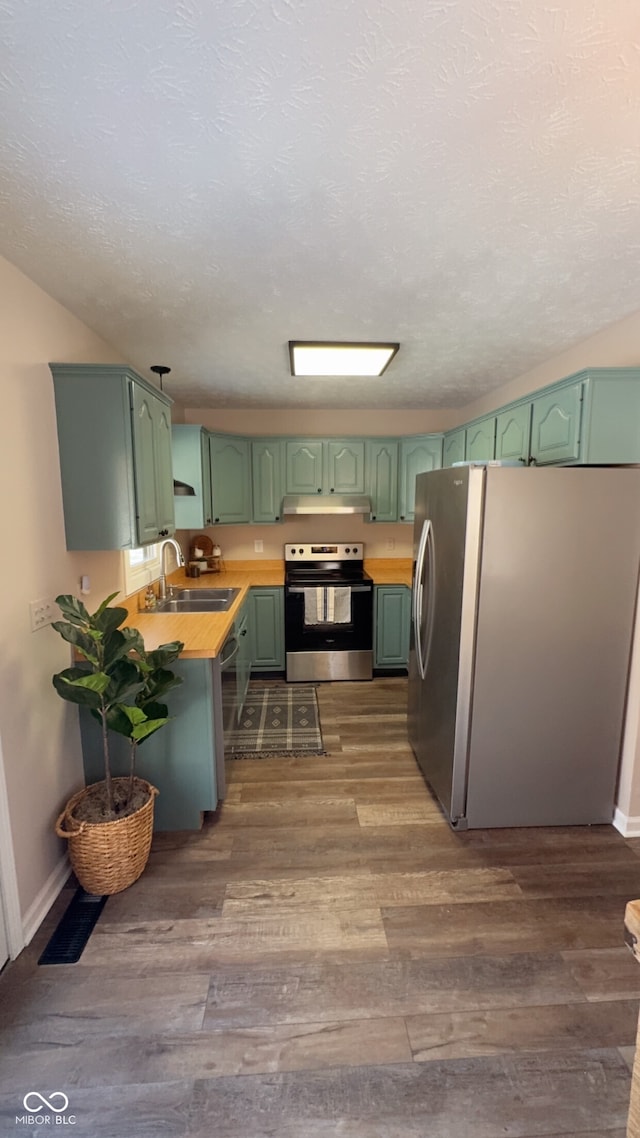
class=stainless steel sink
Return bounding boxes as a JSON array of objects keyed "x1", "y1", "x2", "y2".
[
  {"x1": 151, "y1": 587, "x2": 240, "y2": 614},
  {"x1": 169, "y1": 588, "x2": 239, "y2": 602}
]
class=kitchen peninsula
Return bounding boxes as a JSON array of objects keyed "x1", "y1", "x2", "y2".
[{"x1": 78, "y1": 556, "x2": 412, "y2": 832}]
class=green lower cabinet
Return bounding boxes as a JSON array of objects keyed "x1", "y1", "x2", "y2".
[
  {"x1": 79, "y1": 658, "x2": 218, "y2": 831},
  {"x1": 375, "y1": 586, "x2": 411, "y2": 669},
  {"x1": 249, "y1": 587, "x2": 285, "y2": 671}
]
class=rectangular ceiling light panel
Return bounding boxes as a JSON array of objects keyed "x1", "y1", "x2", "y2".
[{"x1": 289, "y1": 341, "x2": 399, "y2": 377}]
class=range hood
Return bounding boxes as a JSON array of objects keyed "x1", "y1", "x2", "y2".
[{"x1": 281, "y1": 494, "x2": 372, "y2": 516}]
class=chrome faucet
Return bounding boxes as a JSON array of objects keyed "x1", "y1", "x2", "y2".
[{"x1": 158, "y1": 537, "x2": 185, "y2": 599}]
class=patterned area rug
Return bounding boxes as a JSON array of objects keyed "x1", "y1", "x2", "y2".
[{"x1": 228, "y1": 683, "x2": 325, "y2": 758}]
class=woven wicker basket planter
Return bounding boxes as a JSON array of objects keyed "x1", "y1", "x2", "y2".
[{"x1": 55, "y1": 778, "x2": 158, "y2": 895}]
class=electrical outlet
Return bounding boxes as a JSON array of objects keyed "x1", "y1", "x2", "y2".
[
  {"x1": 30, "y1": 597, "x2": 56, "y2": 632},
  {"x1": 386, "y1": 540, "x2": 395, "y2": 551},
  {"x1": 254, "y1": 539, "x2": 264, "y2": 553}
]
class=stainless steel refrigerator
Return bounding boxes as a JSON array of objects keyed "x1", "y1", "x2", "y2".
[{"x1": 408, "y1": 464, "x2": 640, "y2": 829}]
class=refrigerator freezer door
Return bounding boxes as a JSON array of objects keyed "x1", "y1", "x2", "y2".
[{"x1": 408, "y1": 466, "x2": 484, "y2": 824}]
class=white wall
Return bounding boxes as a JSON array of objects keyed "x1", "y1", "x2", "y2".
[
  {"x1": 0, "y1": 254, "x2": 124, "y2": 940},
  {"x1": 458, "y1": 306, "x2": 640, "y2": 423}
]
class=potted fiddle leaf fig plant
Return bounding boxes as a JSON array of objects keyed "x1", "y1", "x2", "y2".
[{"x1": 51, "y1": 592, "x2": 184, "y2": 895}]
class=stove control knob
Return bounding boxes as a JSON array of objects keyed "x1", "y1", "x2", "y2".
[
  {"x1": 345, "y1": 547, "x2": 350, "y2": 553},
  {"x1": 291, "y1": 548, "x2": 296, "y2": 554},
  {"x1": 298, "y1": 548, "x2": 304, "y2": 554},
  {"x1": 353, "y1": 546, "x2": 359, "y2": 554}
]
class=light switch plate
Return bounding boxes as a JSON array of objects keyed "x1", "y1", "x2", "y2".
[
  {"x1": 30, "y1": 598, "x2": 56, "y2": 632},
  {"x1": 254, "y1": 540, "x2": 264, "y2": 553}
]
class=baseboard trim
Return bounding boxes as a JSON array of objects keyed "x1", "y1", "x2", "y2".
[
  {"x1": 22, "y1": 855, "x2": 71, "y2": 947},
  {"x1": 613, "y1": 807, "x2": 640, "y2": 837}
]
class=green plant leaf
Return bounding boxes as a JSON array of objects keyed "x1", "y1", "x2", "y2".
[
  {"x1": 147, "y1": 642, "x2": 184, "y2": 668},
  {"x1": 52, "y1": 669, "x2": 109, "y2": 708},
  {"x1": 106, "y1": 658, "x2": 145, "y2": 705},
  {"x1": 55, "y1": 594, "x2": 91, "y2": 628},
  {"x1": 50, "y1": 621, "x2": 100, "y2": 664},
  {"x1": 93, "y1": 591, "x2": 120, "y2": 616},
  {"x1": 92, "y1": 604, "x2": 128, "y2": 637},
  {"x1": 131, "y1": 716, "x2": 170, "y2": 743},
  {"x1": 102, "y1": 629, "x2": 134, "y2": 671}
]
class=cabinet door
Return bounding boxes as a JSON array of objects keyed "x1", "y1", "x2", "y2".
[
  {"x1": 131, "y1": 382, "x2": 175, "y2": 544},
  {"x1": 154, "y1": 401, "x2": 176, "y2": 537},
  {"x1": 399, "y1": 436, "x2": 443, "y2": 522},
  {"x1": 327, "y1": 440, "x2": 365, "y2": 493},
  {"x1": 172, "y1": 426, "x2": 213, "y2": 529},
  {"x1": 250, "y1": 588, "x2": 285, "y2": 670},
  {"x1": 530, "y1": 382, "x2": 583, "y2": 465},
  {"x1": 443, "y1": 429, "x2": 465, "y2": 467},
  {"x1": 375, "y1": 586, "x2": 410, "y2": 668},
  {"x1": 252, "y1": 439, "x2": 284, "y2": 523},
  {"x1": 285, "y1": 440, "x2": 324, "y2": 493},
  {"x1": 495, "y1": 405, "x2": 531, "y2": 464},
  {"x1": 465, "y1": 417, "x2": 496, "y2": 462},
  {"x1": 366, "y1": 439, "x2": 398, "y2": 522},
  {"x1": 209, "y1": 434, "x2": 251, "y2": 523}
]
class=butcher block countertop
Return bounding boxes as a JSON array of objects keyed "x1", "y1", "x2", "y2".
[
  {"x1": 366, "y1": 558, "x2": 412, "y2": 587},
  {"x1": 121, "y1": 557, "x2": 413, "y2": 659},
  {"x1": 122, "y1": 561, "x2": 283, "y2": 659}
]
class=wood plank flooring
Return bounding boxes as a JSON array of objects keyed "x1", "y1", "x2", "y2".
[{"x1": 2, "y1": 677, "x2": 640, "y2": 1136}]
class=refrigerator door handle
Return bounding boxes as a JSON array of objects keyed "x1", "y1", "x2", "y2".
[{"x1": 413, "y1": 518, "x2": 432, "y2": 680}]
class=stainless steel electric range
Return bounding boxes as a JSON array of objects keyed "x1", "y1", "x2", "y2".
[{"x1": 284, "y1": 542, "x2": 374, "y2": 682}]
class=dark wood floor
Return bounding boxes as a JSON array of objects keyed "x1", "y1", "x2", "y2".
[{"x1": 2, "y1": 677, "x2": 640, "y2": 1136}]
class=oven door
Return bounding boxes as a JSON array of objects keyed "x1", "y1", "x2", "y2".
[{"x1": 285, "y1": 582, "x2": 373, "y2": 680}]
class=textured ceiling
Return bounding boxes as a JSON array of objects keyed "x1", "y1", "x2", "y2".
[{"x1": 1, "y1": 0, "x2": 640, "y2": 409}]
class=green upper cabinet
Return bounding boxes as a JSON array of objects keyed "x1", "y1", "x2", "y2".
[
  {"x1": 366, "y1": 439, "x2": 398, "y2": 522},
  {"x1": 131, "y1": 383, "x2": 175, "y2": 544},
  {"x1": 50, "y1": 363, "x2": 174, "y2": 550},
  {"x1": 465, "y1": 416, "x2": 496, "y2": 461},
  {"x1": 209, "y1": 434, "x2": 251, "y2": 523},
  {"x1": 251, "y1": 439, "x2": 284, "y2": 523},
  {"x1": 443, "y1": 428, "x2": 465, "y2": 467},
  {"x1": 529, "y1": 380, "x2": 583, "y2": 465},
  {"x1": 249, "y1": 587, "x2": 285, "y2": 671},
  {"x1": 171, "y1": 425, "x2": 213, "y2": 529},
  {"x1": 285, "y1": 440, "x2": 324, "y2": 493},
  {"x1": 285, "y1": 439, "x2": 365, "y2": 494},
  {"x1": 398, "y1": 435, "x2": 443, "y2": 522},
  {"x1": 495, "y1": 404, "x2": 532, "y2": 464},
  {"x1": 581, "y1": 368, "x2": 640, "y2": 463},
  {"x1": 326, "y1": 440, "x2": 365, "y2": 493}
]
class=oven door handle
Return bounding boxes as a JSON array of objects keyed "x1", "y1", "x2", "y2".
[{"x1": 287, "y1": 585, "x2": 371, "y2": 593}]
